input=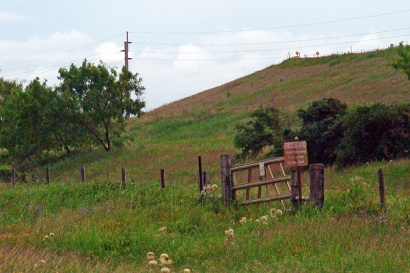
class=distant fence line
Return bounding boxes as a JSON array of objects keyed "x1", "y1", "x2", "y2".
[
  {"x1": 287, "y1": 44, "x2": 395, "y2": 59},
  {"x1": 3, "y1": 155, "x2": 392, "y2": 208},
  {"x1": 5, "y1": 156, "x2": 210, "y2": 193}
]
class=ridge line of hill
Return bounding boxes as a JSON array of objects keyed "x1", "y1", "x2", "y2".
[{"x1": 148, "y1": 47, "x2": 409, "y2": 118}]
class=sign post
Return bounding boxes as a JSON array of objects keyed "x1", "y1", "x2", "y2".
[{"x1": 284, "y1": 137, "x2": 308, "y2": 206}]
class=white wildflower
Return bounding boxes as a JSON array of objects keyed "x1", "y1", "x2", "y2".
[
  {"x1": 146, "y1": 252, "x2": 155, "y2": 260},
  {"x1": 148, "y1": 260, "x2": 157, "y2": 267},
  {"x1": 161, "y1": 267, "x2": 171, "y2": 273}
]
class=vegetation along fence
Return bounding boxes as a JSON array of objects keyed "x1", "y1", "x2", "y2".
[
  {"x1": 5, "y1": 154, "x2": 388, "y2": 209},
  {"x1": 220, "y1": 155, "x2": 326, "y2": 209}
]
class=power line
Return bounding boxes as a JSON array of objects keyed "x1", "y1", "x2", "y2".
[
  {"x1": 129, "y1": 33, "x2": 409, "y2": 56},
  {"x1": 2, "y1": 31, "x2": 407, "y2": 79},
  {"x1": 2, "y1": 9, "x2": 410, "y2": 80},
  {"x1": 129, "y1": 9, "x2": 410, "y2": 34},
  {"x1": 131, "y1": 27, "x2": 410, "y2": 48},
  {"x1": 2, "y1": 48, "x2": 123, "y2": 79},
  {"x1": 3, "y1": 33, "x2": 124, "y2": 68}
]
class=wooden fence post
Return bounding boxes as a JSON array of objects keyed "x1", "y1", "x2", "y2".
[
  {"x1": 297, "y1": 166, "x2": 303, "y2": 206},
  {"x1": 46, "y1": 167, "x2": 50, "y2": 184},
  {"x1": 80, "y1": 166, "x2": 85, "y2": 182},
  {"x1": 121, "y1": 167, "x2": 126, "y2": 189},
  {"x1": 309, "y1": 164, "x2": 324, "y2": 208},
  {"x1": 160, "y1": 169, "x2": 165, "y2": 189},
  {"x1": 378, "y1": 168, "x2": 385, "y2": 208},
  {"x1": 220, "y1": 155, "x2": 234, "y2": 203},
  {"x1": 11, "y1": 167, "x2": 16, "y2": 187},
  {"x1": 203, "y1": 171, "x2": 210, "y2": 188},
  {"x1": 198, "y1": 156, "x2": 203, "y2": 194},
  {"x1": 290, "y1": 168, "x2": 299, "y2": 210}
]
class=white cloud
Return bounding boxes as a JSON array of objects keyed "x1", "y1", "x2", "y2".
[
  {"x1": 0, "y1": 11, "x2": 28, "y2": 22},
  {"x1": 94, "y1": 42, "x2": 123, "y2": 65},
  {"x1": 0, "y1": 31, "x2": 94, "y2": 83}
]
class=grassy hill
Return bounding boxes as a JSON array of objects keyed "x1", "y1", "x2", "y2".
[
  {"x1": 0, "y1": 47, "x2": 409, "y2": 272},
  {"x1": 43, "y1": 47, "x2": 410, "y2": 184},
  {"x1": 150, "y1": 47, "x2": 409, "y2": 117}
]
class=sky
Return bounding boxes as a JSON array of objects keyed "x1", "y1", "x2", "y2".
[{"x1": 1, "y1": 1, "x2": 410, "y2": 110}]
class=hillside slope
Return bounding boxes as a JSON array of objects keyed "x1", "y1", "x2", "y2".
[
  {"x1": 41, "y1": 47, "x2": 410, "y2": 183},
  {"x1": 150, "y1": 47, "x2": 409, "y2": 118}
]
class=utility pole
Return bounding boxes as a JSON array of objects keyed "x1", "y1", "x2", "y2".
[
  {"x1": 122, "y1": 31, "x2": 132, "y2": 71},
  {"x1": 122, "y1": 31, "x2": 132, "y2": 135}
]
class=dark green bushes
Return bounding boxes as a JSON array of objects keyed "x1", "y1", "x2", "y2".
[
  {"x1": 297, "y1": 98, "x2": 347, "y2": 166},
  {"x1": 298, "y1": 100, "x2": 409, "y2": 167},
  {"x1": 335, "y1": 103, "x2": 409, "y2": 167},
  {"x1": 235, "y1": 98, "x2": 409, "y2": 168}
]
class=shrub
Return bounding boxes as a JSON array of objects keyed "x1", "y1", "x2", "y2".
[
  {"x1": 234, "y1": 107, "x2": 283, "y2": 158},
  {"x1": 0, "y1": 164, "x2": 12, "y2": 182},
  {"x1": 297, "y1": 98, "x2": 347, "y2": 166},
  {"x1": 335, "y1": 103, "x2": 410, "y2": 167}
]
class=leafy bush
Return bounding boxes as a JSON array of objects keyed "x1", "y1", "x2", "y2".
[
  {"x1": 297, "y1": 98, "x2": 347, "y2": 166},
  {"x1": 234, "y1": 107, "x2": 283, "y2": 158},
  {"x1": 0, "y1": 164, "x2": 12, "y2": 182},
  {"x1": 392, "y1": 42, "x2": 410, "y2": 80},
  {"x1": 335, "y1": 103, "x2": 410, "y2": 167}
]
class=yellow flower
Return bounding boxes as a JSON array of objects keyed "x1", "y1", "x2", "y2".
[
  {"x1": 146, "y1": 252, "x2": 155, "y2": 260},
  {"x1": 183, "y1": 269, "x2": 191, "y2": 273},
  {"x1": 270, "y1": 208, "x2": 277, "y2": 218},
  {"x1": 49, "y1": 233, "x2": 55, "y2": 237},
  {"x1": 276, "y1": 209, "x2": 283, "y2": 216}
]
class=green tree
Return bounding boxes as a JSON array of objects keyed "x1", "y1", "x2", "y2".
[
  {"x1": 392, "y1": 42, "x2": 410, "y2": 80},
  {"x1": 297, "y1": 98, "x2": 347, "y2": 166},
  {"x1": 57, "y1": 60, "x2": 145, "y2": 151},
  {"x1": 0, "y1": 77, "x2": 22, "y2": 98},
  {"x1": 234, "y1": 107, "x2": 283, "y2": 158},
  {"x1": 0, "y1": 79, "x2": 62, "y2": 168}
]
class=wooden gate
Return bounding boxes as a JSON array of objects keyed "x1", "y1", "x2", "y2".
[{"x1": 221, "y1": 156, "x2": 292, "y2": 208}]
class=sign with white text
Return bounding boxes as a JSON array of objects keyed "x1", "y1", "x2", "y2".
[{"x1": 284, "y1": 141, "x2": 308, "y2": 167}]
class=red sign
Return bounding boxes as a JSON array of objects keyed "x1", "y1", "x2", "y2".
[{"x1": 284, "y1": 141, "x2": 308, "y2": 167}]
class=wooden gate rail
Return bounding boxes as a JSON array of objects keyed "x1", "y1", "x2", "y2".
[
  {"x1": 221, "y1": 155, "x2": 292, "y2": 208},
  {"x1": 231, "y1": 176, "x2": 291, "y2": 190}
]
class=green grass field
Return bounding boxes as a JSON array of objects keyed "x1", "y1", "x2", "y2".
[{"x1": 1, "y1": 48, "x2": 409, "y2": 272}]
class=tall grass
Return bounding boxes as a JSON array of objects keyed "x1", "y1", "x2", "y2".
[
  {"x1": 1, "y1": 158, "x2": 409, "y2": 272},
  {"x1": 1, "y1": 47, "x2": 409, "y2": 272}
]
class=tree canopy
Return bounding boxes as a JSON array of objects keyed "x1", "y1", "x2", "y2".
[
  {"x1": 0, "y1": 78, "x2": 61, "y2": 168},
  {"x1": 0, "y1": 61, "x2": 145, "y2": 170},
  {"x1": 57, "y1": 60, "x2": 145, "y2": 151}
]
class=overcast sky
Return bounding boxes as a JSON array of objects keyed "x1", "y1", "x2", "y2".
[{"x1": 1, "y1": 1, "x2": 409, "y2": 110}]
